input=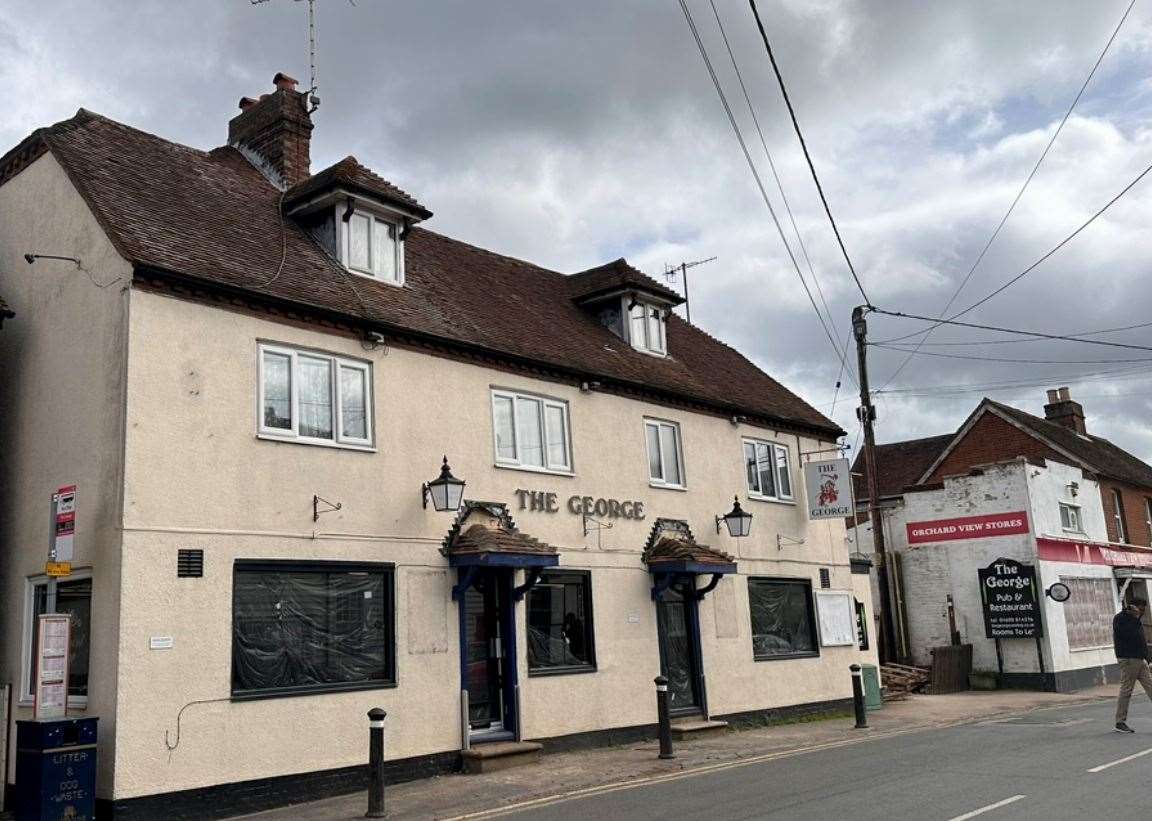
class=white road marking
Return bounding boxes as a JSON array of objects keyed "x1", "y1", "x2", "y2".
[
  {"x1": 946, "y1": 795, "x2": 1027, "y2": 820},
  {"x1": 1087, "y1": 746, "x2": 1152, "y2": 773}
]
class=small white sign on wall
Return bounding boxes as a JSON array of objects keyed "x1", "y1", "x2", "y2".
[
  {"x1": 149, "y1": 636, "x2": 174, "y2": 650},
  {"x1": 815, "y1": 591, "x2": 856, "y2": 647}
]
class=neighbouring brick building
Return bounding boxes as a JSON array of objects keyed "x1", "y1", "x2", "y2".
[{"x1": 853, "y1": 388, "x2": 1152, "y2": 691}]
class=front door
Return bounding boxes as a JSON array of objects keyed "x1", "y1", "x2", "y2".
[
  {"x1": 463, "y1": 571, "x2": 514, "y2": 740},
  {"x1": 657, "y1": 584, "x2": 703, "y2": 715}
]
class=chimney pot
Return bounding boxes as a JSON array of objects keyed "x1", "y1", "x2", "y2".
[
  {"x1": 1046, "y1": 389, "x2": 1059, "y2": 404},
  {"x1": 273, "y1": 72, "x2": 299, "y2": 91},
  {"x1": 1044, "y1": 387, "x2": 1086, "y2": 435},
  {"x1": 238, "y1": 96, "x2": 258, "y2": 112},
  {"x1": 1058, "y1": 386, "x2": 1070, "y2": 401}
]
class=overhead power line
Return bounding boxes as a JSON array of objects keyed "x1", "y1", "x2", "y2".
[
  {"x1": 875, "y1": 363, "x2": 1152, "y2": 397},
  {"x1": 747, "y1": 0, "x2": 871, "y2": 307},
  {"x1": 873, "y1": 343, "x2": 1152, "y2": 366},
  {"x1": 676, "y1": 0, "x2": 847, "y2": 373},
  {"x1": 874, "y1": 317, "x2": 1152, "y2": 347}
]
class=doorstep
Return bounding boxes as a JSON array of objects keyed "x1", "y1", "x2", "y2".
[
  {"x1": 460, "y1": 741, "x2": 543, "y2": 774},
  {"x1": 670, "y1": 718, "x2": 729, "y2": 740}
]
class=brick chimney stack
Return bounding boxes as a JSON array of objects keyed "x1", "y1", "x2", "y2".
[
  {"x1": 228, "y1": 73, "x2": 313, "y2": 187},
  {"x1": 1044, "y1": 386, "x2": 1087, "y2": 435}
]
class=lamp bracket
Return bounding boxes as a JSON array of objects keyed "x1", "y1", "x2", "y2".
[
  {"x1": 776, "y1": 533, "x2": 805, "y2": 551},
  {"x1": 313, "y1": 494, "x2": 342, "y2": 522}
]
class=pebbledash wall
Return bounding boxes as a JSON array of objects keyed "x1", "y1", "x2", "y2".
[
  {"x1": 0, "y1": 151, "x2": 876, "y2": 809},
  {"x1": 861, "y1": 458, "x2": 1119, "y2": 690}
]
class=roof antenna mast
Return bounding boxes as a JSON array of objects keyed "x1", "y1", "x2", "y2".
[
  {"x1": 663, "y1": 256, "x2": 716, "y2": 325},
  {"x1": 250, "y1": 0, "x2": 340, "y2": 113}
]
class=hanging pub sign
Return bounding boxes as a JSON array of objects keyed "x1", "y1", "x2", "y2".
[
  {"x1": 978, "y1": 557, "x2": 1042, "y2": 639},
  {"x1": 803, "y1": 458, "x2": 853, "y2": 520}
]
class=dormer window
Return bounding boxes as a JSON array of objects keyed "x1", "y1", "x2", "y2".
[
  {"x1": 629, "y1": 300, "x2": 666, "y2": 356},
  {"x1": 343, "y1": 210, "x2": 403, "y2": 285}
]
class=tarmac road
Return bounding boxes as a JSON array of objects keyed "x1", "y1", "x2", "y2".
[{"x1": 501, "y1": 698, "x2": 1151, "y2": 820}]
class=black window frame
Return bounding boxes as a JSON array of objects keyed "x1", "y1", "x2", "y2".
[
  {"x1": 747, "y1": 576, "x2": 820, "y2": 662},
  {"x1": 525, "y1": 570, "x2": 597, "y2": 677},
  {"x1": 231, "y1": 560, "x2": 396, "y2": 701}
]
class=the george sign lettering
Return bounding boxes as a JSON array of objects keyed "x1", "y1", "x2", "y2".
[
  {"x1": 519, "y1": 488, "x2": 645, "y2": 520},
  {"x1": 803, "y1": 458, "x2": 853, "y2": 520},
  {"x1": 977, "y1": 557, "x2": 1043, "y2": 638}
]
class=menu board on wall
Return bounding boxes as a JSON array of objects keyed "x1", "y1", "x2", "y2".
[
  {"x1": 34, "y1": 614, "x2": 71, "y2": 720},
  {"x1": 816, "y1": 591, "x2": 857, "y2": 647}
]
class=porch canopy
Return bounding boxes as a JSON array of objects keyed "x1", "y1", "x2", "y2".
[
  {"x1": 643, "y1": 518, "x2": 737, "y2": 601},
  {"x1": 442, "y1": 500, "x2": 560, "y2": 600}
]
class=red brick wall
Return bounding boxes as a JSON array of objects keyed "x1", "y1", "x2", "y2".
[
  {"x1": 1101, "y1": 479, "x2": 1152, "y2": 547},
  {"x1": 925, "y1": 412, "x2": 1063, "y2": 482}
]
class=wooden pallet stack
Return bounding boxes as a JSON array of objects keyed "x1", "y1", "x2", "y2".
[{"x1": 880, "y1": 663, "x2": 930, "y2": 699}]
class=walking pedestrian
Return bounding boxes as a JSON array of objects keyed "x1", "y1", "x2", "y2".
[{"x1": 1114, "y1": 596, "x2": 1152, "y2": 733}]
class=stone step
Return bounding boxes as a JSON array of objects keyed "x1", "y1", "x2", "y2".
[
  {"x1": 670, "y1": 718, "x2": 729, "y2": 740},
  {"x1": 461, "y1": 740, "x2": 543, "y2": 774}
]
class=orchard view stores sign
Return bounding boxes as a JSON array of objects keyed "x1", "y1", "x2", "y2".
[{"x1": 906, "y1": 511, "x2": 1029, "y2": 545}]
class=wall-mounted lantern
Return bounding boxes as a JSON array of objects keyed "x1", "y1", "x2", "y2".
[
  {"x1": 716, "y1": 496, "x2": 753, "y2": 537},
  {"x1": 422, "y1": 456, "x2": 466, "y2": 512}
]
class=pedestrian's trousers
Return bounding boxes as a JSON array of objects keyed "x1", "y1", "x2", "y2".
[{"x1": 1115, "y1": 657, "x2": 1152, "y2": 722}]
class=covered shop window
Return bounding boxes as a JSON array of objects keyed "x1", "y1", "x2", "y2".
[
  {"x1": 526, "y1": 571, "x2": 596, "y2": 674},
  {"x1": 1062, "y1": 576, "x2": 1116, "y2": 650},
  {"x1": 747, "y1": 577, "x2": 818, "y2": 661},
  {"x1": 232, "y1": 561, "x2": 395, "y2": 699}
]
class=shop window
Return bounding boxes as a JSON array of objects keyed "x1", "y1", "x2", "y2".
[
  {"x1": 258, "y1": 343, "x2": 373, "y2": 448},
  {"x1": 231, "y1": 561, "x2": 395, "y2": 699},
  {"x1": 1059, "y1": 503, "x2": 1082, "y2": 533},
  {"x1": 23, "y1": 575, "x2": 91, "y2": 704},
  {"x1": 1062, "y1": 577, "x2": 1115, "y2": 650},
  {"x1": 491, "y1": 390, "x2": 572, "y2": 473},
  {"x1": 1113, "y1": 489, "x2": 1129, "y2": 543},
  {"x1": 747, "y1": 577, "x2": 818, "y2": 661},
  {"x1": 743, "y1": 439, "x2": 793, "y2": 502},
  {"x1": 645, "y1": 419, "x2": 685, "y2": 488},
  {"x1": 526, "y1": 571, "x2": 596, "y2": 674}
]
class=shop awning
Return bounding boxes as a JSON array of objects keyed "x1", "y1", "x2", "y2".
[
  {"x1": 442, "y1": 501, "x2": 560, "y2": 599},
  {"x1": 643, "y1": 518, "x2": 737, "y2": 600}
]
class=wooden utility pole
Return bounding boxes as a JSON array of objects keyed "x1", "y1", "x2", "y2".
[
  {"x1": 663, "y1": 257, "x2": 716, "y2": 324},
  {"x1": 853, "y1": 305, "x2": 898, "y2": 663}
]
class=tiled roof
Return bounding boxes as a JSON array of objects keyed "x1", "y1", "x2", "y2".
[
  {"x1": 447, "y1": 524, "x2": 559, "y2": 558},
  {"x1": 989, "y1": 401, "x2": 1152, "y2": 489},
  {"x1": 284, "y1": 155, "x2": 432, "y2": 219},
  {"x1": 852, "y1": 434, "x2": 954, "y2": 502},
  {"x1": 0, "y1": 109, "x2": 841, "y2": 438},
  {"x1": 568, "y1": 258, "x2": 684, "y2": 305},
  {"x1": 643, "y1": 536, "x2": 735, "y2": 569}
]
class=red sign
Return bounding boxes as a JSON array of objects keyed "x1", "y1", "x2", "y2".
[
  {"x1": 1036, "y1": 536, "x2": 1152, "y2": 568},
  {"x1": 906, "y1": 511, "x2": 1029, "y2": 544}
]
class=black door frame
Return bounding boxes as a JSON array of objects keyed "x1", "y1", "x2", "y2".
[
  {"x1": 654, "y1": 575, "x2": 708, "y2": 718},
  {"x1": 456, "y1": 567, "x2": 520, "y2": 740}
]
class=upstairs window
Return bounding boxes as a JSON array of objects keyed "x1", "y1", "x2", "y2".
[
  {"x1": 259, "y1": 343, "x2": 373, "y2": 448},
  {"x1": 343, "y1": 211, "x2": 402, "y2": 285},
  {"x1": 1145, "y1": 499, "x2": 1152, "y2": 545},
  {"x1": 1059, "y1": 503, "x2": 1082, "y2": 533},
  {"x1": 492, "y1": 390, "x2": 572, "y2": 473},
  {"x1": 1113, "y1": 489, "x2": 1129, "y2": 543},
  {"x1": 628, "y1": 301, "x2": 666, "y2": 356},
  {"x1": 645, "y1": 419, "x2": 684, "y2": 488},
  {"x1": 743, "y1": 439, "x2": 793, "y2": 502}
]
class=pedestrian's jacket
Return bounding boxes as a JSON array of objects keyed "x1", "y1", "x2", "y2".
[{"x1": 1113, "y1": 608, "x2": 1150, "y2": 660}]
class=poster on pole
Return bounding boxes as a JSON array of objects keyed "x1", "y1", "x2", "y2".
[
  {"x1": 978, "y1": 557, "x2": 1042, "y2": 638},
  {"x1": 803, "y1": 458, "x2": 853, "y2": 520},
  {"x1": 48, "y1": 484, "x2": 76, "y2": 577},
  {"x1": 34, "y1": 614, "x2": 71, "y2": 720}
]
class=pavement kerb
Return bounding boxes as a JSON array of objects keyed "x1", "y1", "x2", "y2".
[{"x1": 443, "y1": 692, "x2": 1116, "y2": 821}]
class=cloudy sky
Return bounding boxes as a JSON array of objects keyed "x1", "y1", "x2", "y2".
[{"x1": 4, "y1": 0, "x2": 1152, "y2": 459}]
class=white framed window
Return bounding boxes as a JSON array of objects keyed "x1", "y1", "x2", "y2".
[
  {"x1": 645, "y1": 419, "x2": 685, "y2": 488},
  {"x1": 21, "y1": 572, "x2": 92, "y2": 708},
  {"x1": 1113, "y1": 489, "x2": 1129, "y2": 543},
  {"x1": 743, "y1": 439, "x2": 794, "y2": 502},
  {"x1": 628, "y1": 301, "x2": 667, "y2": 356},
  {"x1": 1145, "y1": 498, "x2": 1152, "y2": 546},
  {"x1": 1059, "y1": 503, "x2": 1082, "y2": 533},
  {"x1": 340, "y1": 210, "x2": 403, "y2": 285},
  {"x1": 491, "y1": 390, "x2": 572, "y2": 474},
  {"x1": 258, "y1": 343, "x2": 374, "y2": 449},
  {"x1": 1062, "y1": 576, "x2": 1116, "y2": 650}
]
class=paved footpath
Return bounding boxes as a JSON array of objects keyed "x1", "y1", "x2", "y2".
[{"x1": 241, "y1": 686, "x2": 1117, "y2": 820}]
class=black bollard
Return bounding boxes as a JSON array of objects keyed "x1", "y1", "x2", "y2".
[
  {"x1": 850, "y1": 664, "x2": 868, "y2": 729},
  {"x1": 366, "y1": 708, "x2": 387, "y2": 818},
  {"x1": 655, "y1": 675, "x2": 675, "y2": 759}
]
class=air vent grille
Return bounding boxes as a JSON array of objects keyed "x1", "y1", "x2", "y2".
[{"x1": 177, "y1": 549, "x2": 204, "y2": 578}]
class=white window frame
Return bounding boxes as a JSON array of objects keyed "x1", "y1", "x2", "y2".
[
  {"x1": 1145, "y1": 498, "x2": 1152, "y2": 546},
  {"x1": 627, "y1": 299, "x2": 667, "y2": 357},
  {"x1": 1059, "y1": 502, "x2": 1082, "y2": 533},
  {"x1": 645, "y1": 418, "x2": 686, "y2": 489},
  {"x1": 20, "y1": 570, "x2": 92, "y2": 709},
  {"x1": 257, "y1": 342, "x2": 375, "y2": 450},
  {"x1": 338, "y1": 208, "x2": 405, "y2": 286},
  {"x1": 742, "y1": 438, "x2": 795, "y2": 503},
  {"x1": 491, "y1": 389, "x2": 573, "y2": 475},
  {"x1": 1113, "y1": 489, "x2": 1129, "y2": 544}
]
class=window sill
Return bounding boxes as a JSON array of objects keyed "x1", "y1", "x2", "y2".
[
  {"x1": 753, "y1": 651, "x2": 820, "y2": 662},
  {"x1": 17, "y1": 697, "x2": 88, "y2": 709},
  {"x1": 1069, "y1": 644, "x2": 1112, "y2": 653},
  {"x1": 747, "y1": 494, "x2": 796, "y2": 506},
  {"x1": 344, "y1": 266, "x2": 405, "y2": 288},
  {"x1": 631, "y1": 347, "x2": 668, "y2": 359},
  {"x1": 649, "y1": 482, "x2": 687, "y2": 492},
  {"x1": 257, "y1": 433, "x2": 377, "y2": 453},
  {"x1": 493, "y1": 462, "x2": 575, "y2": 478},
  {"x1": 232, "y1": 679, "x2": 397, "y2": 702},
  {"x1": 527, "y1": 665, "x2": 598, "y2": 678}
]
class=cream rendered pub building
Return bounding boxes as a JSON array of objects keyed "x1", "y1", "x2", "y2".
[{"x1": 0, "y1": 75, "x2": 877, "y2": 817}]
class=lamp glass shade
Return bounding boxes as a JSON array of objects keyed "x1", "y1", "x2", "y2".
[
  {"x1": 427, "y1": 457, "x2": 466, "y2": 512},
  {"x1": 722, "y1": 497, "x2": 753, "y2": 537}
]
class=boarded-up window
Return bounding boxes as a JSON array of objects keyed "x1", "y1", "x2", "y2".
[{"x1": 1062, "y1": 577, "x2": 1115, "y2": 650}]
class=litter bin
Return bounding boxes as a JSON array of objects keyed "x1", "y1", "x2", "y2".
[
  {"x1": 861, "y1": 664, "x2": 883, "y2": 711},
  {"x1": 15, "y1": 717, "x2": 98, "y2": 821}
]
